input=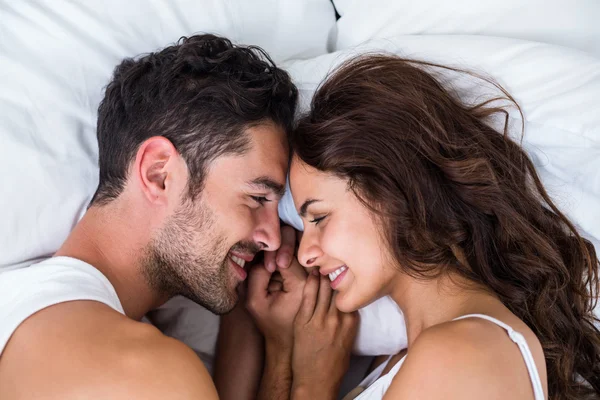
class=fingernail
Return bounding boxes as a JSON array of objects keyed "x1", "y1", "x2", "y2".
[
  {"x1": 277, "y1": 254, "x2": 290, "y2": 268},
  {"x1": 267, "y1": 260, "x2": 275, "y2": 272}
]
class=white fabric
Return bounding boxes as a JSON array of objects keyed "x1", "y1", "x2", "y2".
[
  {"x1": 351, "y1": 314, "x2": 545, "y2": 400},
  {"x1": 353, "y1": 296, "x2": 406, "y2": 356},
  {"x1": 356, "y1": 355, "x2": 397, "y2": 391},
  {"x1": 331, "y1": 0, "x2": 600, "y2": 57},
  {"x1": 350, "y1": 355, "x2": 404, "y2": 400},
  {"x1": 0, "y1": 257, "x2": 124, "y2": 355},
  {"x1": 0, "y1": 0, "x2": 336, "y2": 271},
  {"x1": 279, "y1": 178, "x2": 304, "y2": 231}
]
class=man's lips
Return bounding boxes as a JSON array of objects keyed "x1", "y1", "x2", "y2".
[
  {"x1": 229, "y1": 257, "x2": 248, "y2": 280},
  {"x1": 229, "y1": 251, "x2": 256, "y2": 263}
]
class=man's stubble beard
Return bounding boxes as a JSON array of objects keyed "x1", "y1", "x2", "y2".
[{"x1": 141, "y1": 197, "x2": 239, "y2": 315}]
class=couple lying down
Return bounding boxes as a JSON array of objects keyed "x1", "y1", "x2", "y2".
[{"x1": 0, "y1": 34, "x2": 598, "y2": 400}]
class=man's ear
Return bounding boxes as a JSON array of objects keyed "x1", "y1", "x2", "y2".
[{"x1": 135, "y1": 136, "x2": 180, "y2": 205}]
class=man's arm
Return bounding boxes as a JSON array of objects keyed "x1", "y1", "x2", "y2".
[
  {"x1": 257, "y1": 342, "x2": 293, "y2": 400},
  {"x1": 214, "y1": 302, "x2": 265, "y2": 400}
]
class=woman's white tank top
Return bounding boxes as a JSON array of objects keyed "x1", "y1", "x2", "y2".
[{"x1": 345, "y1": 314, "x2": 545, "y2": 400}]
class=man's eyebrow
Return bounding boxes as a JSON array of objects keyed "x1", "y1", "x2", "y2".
[
  {"x1": 299, "y1": 199, "x2": 320, "y2": 218},
  {"x1": 249, "y1": 177, "x2": 286, "y2": 199}
]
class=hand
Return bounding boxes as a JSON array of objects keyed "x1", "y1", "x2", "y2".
[
  {"x1": 291, "y1": 273, "x2": 358, "y2": 398},
  {"x1": 263, "y1": 225, "x2": 296, "y2": 272},
  {"x1": 246, "y1": 257, "x2": 307, "y2": 350}
]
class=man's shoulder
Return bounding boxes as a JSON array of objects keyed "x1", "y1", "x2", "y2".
[
  {"x1": 0, "y1": 300, "x2": 217, "y2": 400},
  {"x1": 110, "y1": 325, "x2": 218, "y2": 399}
]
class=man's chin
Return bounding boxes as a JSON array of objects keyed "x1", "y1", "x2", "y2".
[
  {"x1": 177, "y1": 286, "x2": 237, "y2": 315},
  {"x1": 206, "y1": 290, "x2": 239, "y2": 315},
  {"x1": 208, "y1": 300, "x2": 237, "y2": 315}
]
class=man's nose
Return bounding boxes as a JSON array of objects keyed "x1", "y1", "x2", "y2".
[{"x1": 252, "y1": 206, "x2": 281, "y2": 251}]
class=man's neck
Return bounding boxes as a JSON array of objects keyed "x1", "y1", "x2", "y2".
[{"x1": 55, "y1": 205, "x2": 167, "y2": 320}]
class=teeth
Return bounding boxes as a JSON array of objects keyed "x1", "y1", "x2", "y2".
[
  {"x1": 328, "y1": 266, "x2": 347, "y2": 282},
  {"x1": 231, "y1": 255, "x2": 246, "y2": 269}
]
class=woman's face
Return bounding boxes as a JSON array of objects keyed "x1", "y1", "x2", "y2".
[{"x1": 290, "y1": 156, "x2": 398, "y2": 312}]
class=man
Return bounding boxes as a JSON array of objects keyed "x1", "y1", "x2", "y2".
[{"x1": 0, "y1": 34, "x2": 298, "y2": 399}]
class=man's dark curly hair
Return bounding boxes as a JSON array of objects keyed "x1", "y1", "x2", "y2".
[{"x1": 91, "y1": 34, "x2": 298, "y2": 205}]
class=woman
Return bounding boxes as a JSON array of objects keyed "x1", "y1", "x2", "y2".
[
  {"x1": 285, "y1": 54, "x2": 600, "y2": 399},
  {"x1": 219, "y1": 54, "x2": 600, "y2": 400}
]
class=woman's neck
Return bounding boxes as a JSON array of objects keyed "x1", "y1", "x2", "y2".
[{"x1": 390, "y1": 272, "x2": 503, "y2": 347}]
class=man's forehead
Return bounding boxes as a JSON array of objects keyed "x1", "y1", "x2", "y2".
[
  {"x1": 242, "y1": 123, "x2": 289, "y2": 181},
  {"x1": 245, "y1": 123, "x2": 288, "y2": 157},
  {"x1": 206, "y1": 123, "x2": 288, "y2": 188}
]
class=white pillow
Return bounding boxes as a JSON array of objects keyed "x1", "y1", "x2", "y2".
[
  {"x1": 331, "y1": 0, "x2": 600, "y2": 57},
  {"x1": 0, "y1": 0, "x2": 336, "y2": 270}
]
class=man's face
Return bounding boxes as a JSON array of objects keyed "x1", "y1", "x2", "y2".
[{"x1": 143, "y1": 123, "x2": 288, "y2": 314}]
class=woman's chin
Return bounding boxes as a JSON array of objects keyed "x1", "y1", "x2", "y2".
[{"x1": 334, "y1": 291, "x2": 361, "y2": 313}]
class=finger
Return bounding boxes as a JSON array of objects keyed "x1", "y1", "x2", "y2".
[
  {"x1": 277, "y1": 256, "x2": 307, "y2": 290},
  {"x1": 263, "y1": 250, "x2": 277, "y2": 273},
  {"x1": 314, "y1": 274, "x2": 333, "y2": 320},
  {"x1": 276, "y1": 225, "x2": 296, "y2": 269},
  {"x1": 267, "y1": 280, "x2": 284, "y2": 293},
  {"x1": 328, "y1": 290, "x2": 338, "y2": 316},
  {"x1": 246, "y1": 263, "x2": 272, "y2": 310},
  {"x1": 270, "y1": 271, "x2": 283, "y2": 283},
  {"x1": 296, "y1": 273, "x2": 319, "y2": 324}
]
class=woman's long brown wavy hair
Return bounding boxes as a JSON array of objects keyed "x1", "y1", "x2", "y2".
[{"x1": 291, "y1": 54, "x2": 600, "y2": 399}]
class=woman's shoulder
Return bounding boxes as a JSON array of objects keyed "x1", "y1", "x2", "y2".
[{"x1": 383, "y1": 314, "x2": 546, "y2": 400}]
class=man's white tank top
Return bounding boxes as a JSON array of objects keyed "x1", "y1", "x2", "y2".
[
  {"x1": 0, "y1": 256, "x2": 124, "y2": 355},
  {"x1": 345, "y1": 314, "x2": 545, "y2": 400}
]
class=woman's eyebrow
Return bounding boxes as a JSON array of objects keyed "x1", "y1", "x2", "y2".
[{"x1": 299, "y1": 199, "x2": 321, "y2": 217}]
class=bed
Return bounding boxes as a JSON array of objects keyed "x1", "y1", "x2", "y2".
[{"x1": 1, "y1": 0, "x2": 599, "y2": 397}]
